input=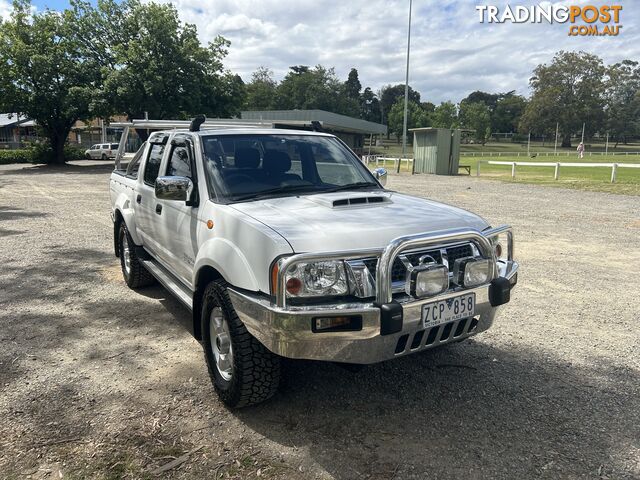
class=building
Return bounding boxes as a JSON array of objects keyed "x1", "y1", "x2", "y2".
[
  {"x1": 241, "y1": 110, "x2": 387, "y2": 154},
  {"x1": 0, "y1": 114, "x2": 36, "y2": 149}
]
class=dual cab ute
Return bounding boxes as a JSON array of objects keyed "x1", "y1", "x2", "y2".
[{"x1": 110, "y1": 117, "x2": 518, "y2": 408}]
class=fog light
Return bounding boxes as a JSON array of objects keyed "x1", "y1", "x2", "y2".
[
  {"x1": 406, "y1": 264, "x2": 449, "y2": 298},
  {"x1": 453, "y1": 258, "x2": 491, "y2": 288},
  {"x1": 312, "y1": 316, "x2": 362, "y2": 332}
]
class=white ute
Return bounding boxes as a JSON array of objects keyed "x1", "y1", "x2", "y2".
[{"x1": 110, "y1": 116, "x2": 518, "y2": 408}]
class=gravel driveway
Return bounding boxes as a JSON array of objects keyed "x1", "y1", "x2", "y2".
[{"x1": 0, "y1": 161, "x2": 638, "y2": 479}]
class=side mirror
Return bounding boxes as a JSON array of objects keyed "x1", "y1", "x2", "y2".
[
  {"x1": 373, "y1": 167, "x2": 388, "y2": 187},
  {"x1": 155, "y1": 176, "x2": 194, "y2": 202}
]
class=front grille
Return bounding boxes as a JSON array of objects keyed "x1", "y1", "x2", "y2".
[
  {"x1": 394, "y1": 316, "x2": 479, "y2": 355},
  {"x1": 361, "y1": 243, "x2": 475, "y2": 283}
]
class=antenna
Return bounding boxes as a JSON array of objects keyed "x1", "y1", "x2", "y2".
[{"x1": 189, "y1": 114, "x2": 206, "y2": 132}]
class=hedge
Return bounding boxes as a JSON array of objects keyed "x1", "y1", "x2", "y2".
[{"x1": 0, "y1": 145, "x2": 86, "y2": 165}]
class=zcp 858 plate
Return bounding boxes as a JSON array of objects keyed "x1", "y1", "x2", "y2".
[{"x1": 422, "y1": 293, "x2": 475, "y2": 329}]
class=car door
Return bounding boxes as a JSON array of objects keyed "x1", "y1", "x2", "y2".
[
  {"x1": 134, "y1": 134, "x2": 169, "y2": 257},
  {"x1": 90, "y1": 145, "x2": 98, "y2": 159},
  {"x1": 153, "y1": 134, "x2": 200, "y2": 286}
]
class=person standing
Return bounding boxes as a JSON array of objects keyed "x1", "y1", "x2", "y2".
[{"x1": 577, "y1": 142, "x2": 585, "y2": 159}]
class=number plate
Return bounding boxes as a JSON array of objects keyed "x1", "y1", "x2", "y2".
[{"x1": 422, "y1": 293, "x2": 475, "y2": 328}]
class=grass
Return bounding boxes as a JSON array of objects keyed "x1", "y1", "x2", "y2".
[
  {"x1": 365, "y1": 140, "x2": 640, "y2": 158},
  {"x1": 368, "y1": 153, "x2": 640, "y2": 196}
]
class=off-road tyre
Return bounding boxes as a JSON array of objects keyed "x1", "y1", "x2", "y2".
[
  {"x1": 101, "y1": 153, "x2": 107, "y2": 160},
  {"x1": 118, "y1": 222, "x2": 155, "y2": 288},
  {"x1": 202, "y1": 279, "x2": 281, "y2": 408}
]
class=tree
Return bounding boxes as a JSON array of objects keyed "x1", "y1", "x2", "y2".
[
  {"x1": 379, "y1": 84, "x2": 420, "y2": 126},
  {"x1": 431, "y1": 102, "x2": 458, "y2": 128},
  {"x1": 604, "y1": 60, "x2": 640, "y2": 146},
  {"x1": 360, "y1": 87, "x2": 381, "y2": 122},
  {"x1": 0, "y1": 0, "x2": 101, "y2": 164},
  {"x1": 520, "y1": 51, "x2": 606, "y2": 147},
  {"x1": 344, "y1": 68, "x2": 361, "y2": 101},
  {"x1": 244, "y1": 67, "x2": 277, "y2": 110},
  {"x1": 387, "y1": 99, "x2": 430, "y2": 143},
  {"x1": 274, "y1": 65, "x2": 358, "y2": 116},
  {"x1": 459, "y1": 101, "x2": 491, "y2": 144},
  {"x1": 492, "y1": 93, "x2": 527, "y2": 133}
]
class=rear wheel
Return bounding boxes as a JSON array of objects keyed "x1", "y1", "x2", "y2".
[
  {"x1": 101, "y1": 153, "x2": 107, "y2": 160},
  {"x1": 202, "y1": 280, "x2": 281, "y2": 408},
  {"x1": 118, "y1": 222, "x2": 155, "y2": 288}
]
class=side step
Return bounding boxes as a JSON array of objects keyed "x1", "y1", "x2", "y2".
[{"x1": 140, "y1": 258, "x2": 193, "y2": 311}]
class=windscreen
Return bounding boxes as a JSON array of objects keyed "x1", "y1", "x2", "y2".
[{"x1": 200, "y1": 134, "x2": 378, "y2": 202}]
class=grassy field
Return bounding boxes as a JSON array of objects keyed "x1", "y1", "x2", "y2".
[
  {"x1": 366, "y1": 140, "x2": 640, "y2": 158},
  {"x1": 368, "y1": 153, "x2": 640, "y2": 195}
]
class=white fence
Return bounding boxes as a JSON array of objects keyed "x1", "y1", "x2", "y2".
[
  {"x1": 478, "y1": 160, "x2": 640, "y2": 183},
  {"x1": 462, "y1": 151, "x2": 640, "y2": 157},
  {"x1": 362, "y1": 155, "x2": 413, "y2": 172}
]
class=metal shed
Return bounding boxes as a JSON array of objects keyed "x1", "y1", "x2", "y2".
[{"x1": 410, "y1": 127, "x2": 461, "y2": 175}]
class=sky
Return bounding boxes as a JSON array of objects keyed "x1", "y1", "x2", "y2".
[{"x1": 2, "y1": 0, "x2": 639, "y2": 104}]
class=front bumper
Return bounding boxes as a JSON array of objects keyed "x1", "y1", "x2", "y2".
[{"x1": 229, "y1": 255, "x2": 518, "y2": 364}]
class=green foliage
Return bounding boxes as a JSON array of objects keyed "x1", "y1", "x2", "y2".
[
  {"x1": 493, "y1": 94, "x2": 527, "y2": 133},
  {"x1": 0, "y1": 144, "x2": 84, "y2": 164},
  {"x1": 605, "y1": 60, "x2": 640, "y2": 144},
  {"x1": 431, "y1": 101, "x2": 459, "y2": 128},
  {"x1": 78, "y1": 0, "x2": 243, "y2": 119},
  {"x1": 360, "y1": 87, "x2": 381, "y2": 123},
  {"x1": 344, "y1": 68, "x2": 362, "y2": 100},
  {"x1": 520, "y1": 51, "x2": 606, "y2": 147},
  {"x1": 244, "y1": 67, "x2": 277, "y2": 110},
  {"x1": 380, "y1": 84, "x2": 421, "y2": 125},
  {"x1": 459, "y1": 101, "x2": 491, "y2": 144},
  {"x1": 387, "y1": 99, "x2": 430, "y2": 143},
  {"x1": 273, "y1": 65, "x2": 358, "y2": 116},
  {"x1": 0, "y1": 0, "x2": 101, "y2": 164}
]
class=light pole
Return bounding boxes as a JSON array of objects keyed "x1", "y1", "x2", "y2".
[{"x1": 397, "y1": 0, "x2": 413, "y2": 173}]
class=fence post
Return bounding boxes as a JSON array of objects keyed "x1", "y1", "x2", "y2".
[
  {"x1": 611, "y1": 163, "x2": 618, "y2": 183},
  {"x1": 477, "y1": 161, "x2": 481, "y2": 177},
  {"x1": 511, "y1": 162, "x2": 516, "y2": 178},
  {"x1": 554, "y1": 163, "x2": 560, "y2": 180}
]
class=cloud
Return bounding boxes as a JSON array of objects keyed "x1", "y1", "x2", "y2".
[{"x1": 0, "y1": 0, "x2": 12, "y2": 20}]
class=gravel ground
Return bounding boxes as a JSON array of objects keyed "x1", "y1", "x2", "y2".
[{"x1": 0, "y1": 160, "x2": 638, "y2": 480}]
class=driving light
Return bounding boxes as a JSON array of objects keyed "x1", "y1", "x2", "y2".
[
  {"x1": 284, "y1": 261, "x2": 349, "y2": 297},
  {"x1": 312, "y1": 315, "x2": 362, "y2": 332},
  {"x1": 453, "y1": 258, "x2": 491, "y2": 288},
  {"x1": 406, "y1": 264, "x2": 449, "y2": 298}
]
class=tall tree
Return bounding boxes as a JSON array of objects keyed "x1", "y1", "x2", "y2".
[
  {"x1": 520, "y1": 51, "x2": 606, "y2": 147},
  {"x1": 0, "y1": 0, "x2": 101, "y2": 164},
  {"x1": 492, "y1": 93, "x2": 527, "y2": 133},
  {"x1": 244, "y1": 67, "x2": 277, "y2": 110},
  {"x1": 604, "y1": 60, "x2": 640, "y2": 145},
  {"x1": 459, "y1": 101, "x2": 491, "y2": 144},
  {"x1": 344, "y1": 68, "x2": 362, "y2": 101},
  {"x1": 387, "y1": 99, "x2": 430, "y2": 143},
  {"x1": 379, "y1": 84, "x2": 420, "y2": 126},
  {"x1": 431, "y1": 101, "x2": 458, "y2": 129},
  {"x1": 360, "y1": 87, "x2": 381, "y2": 122}
]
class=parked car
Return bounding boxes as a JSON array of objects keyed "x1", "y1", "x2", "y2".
[
  {"x1": 109, "y1": 118, "x2": 518, "y2": 408},
  {"x1": 85, "y1": 143, "x2": 119, "y2": 160}
]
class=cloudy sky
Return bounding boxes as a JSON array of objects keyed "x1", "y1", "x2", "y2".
[{"x1": 3, "y1": 0, "x2": 639, "y2": 103}]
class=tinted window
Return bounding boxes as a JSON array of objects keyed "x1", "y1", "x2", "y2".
[
  {"x1": 143, "y1": 144, "x2": 165, "y2": 186},
  {"x1": 125, "y1": 142, "x2": 147, "y2": 178},
  {"x1": 111, "y1": 143, "x2": 119, "y2": 150},
  {"x1": 166, "y1": 144, "x2": 192, "y2": 178}
]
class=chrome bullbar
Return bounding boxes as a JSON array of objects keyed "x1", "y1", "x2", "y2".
[{"x1": 275, "y1": 226, "x2": 515, "y2": 308}]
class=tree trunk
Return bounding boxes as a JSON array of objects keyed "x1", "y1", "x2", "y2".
[
  {"x1": 561, "y1": 134, "x2": 571, "y2": 148},
  {"x1": 49, "y1": 134, "x2": 67, "y2": 165}
]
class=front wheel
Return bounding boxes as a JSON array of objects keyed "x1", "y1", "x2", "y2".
[
  {"x1": 202, "y1": 280, "x2": 281, "y2": 408},
  {"x1": 118, "y1": 222, "x2": 155, "y2": 288}
]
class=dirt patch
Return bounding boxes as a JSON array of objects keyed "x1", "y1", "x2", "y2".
[{"x1": 0, "y1": 162, "x2": 638, "y2": 479}]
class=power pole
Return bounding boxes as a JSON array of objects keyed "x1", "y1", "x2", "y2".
[
  {"x1": 527, "y1": 131, "x2": 531, "y2": 157},
  {"x1": 605, "y1": 132, "x2": 609, "y2": 155},
  {"x1": 397, "y1": 0, "x2": 412, "y2": 173},
  {"x1": 554, "y1": 122, "x2": 559, "y2": 156},
  {"x1": 581, "y1": 122, "x2": 585, "y2": 143}
]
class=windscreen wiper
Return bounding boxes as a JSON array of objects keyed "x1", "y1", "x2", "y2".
[
  {"x1": 231, "y1": 184, "x2": 322, "y2": 202},
  {"x1": 317, "y1": 182, "x2": 380, "y2": 194}
]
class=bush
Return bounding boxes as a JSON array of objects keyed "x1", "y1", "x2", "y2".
[
  {"x1": 0, "y1": 149, "x2": 33, "y2": 165},
  {"x1": 0, "y1": 143, "x2": 87, "y2": 165}
]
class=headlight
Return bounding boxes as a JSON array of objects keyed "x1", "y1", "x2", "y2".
[
  {"x1": 453, "y1": 258, "x2": 491, "y2": 288},
  {"x1": 284, "y1": 260, "x2": 349, "y2": 298}
]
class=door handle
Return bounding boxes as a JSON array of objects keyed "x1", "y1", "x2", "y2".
[
  {"x1": 136, "y1": 194, "x2": 142, "y2": 204},
  {"x1": 155, "y1": 204, "x2": 162, "y2": 215}
]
